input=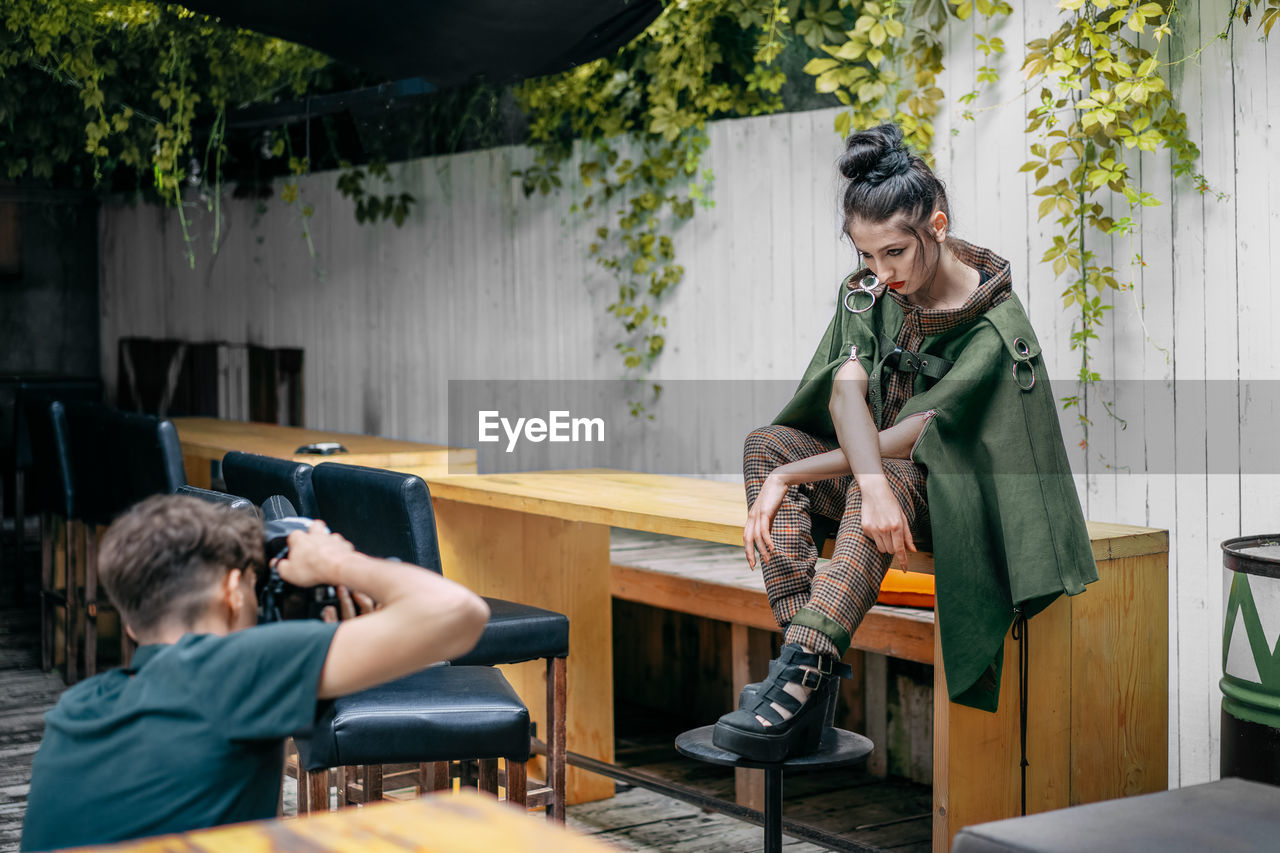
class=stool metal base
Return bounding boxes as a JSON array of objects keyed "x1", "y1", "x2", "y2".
[{"x1": 675, "y1": 725, "x2": 873, "y2": 853}]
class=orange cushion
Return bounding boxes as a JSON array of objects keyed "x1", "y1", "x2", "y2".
[{"x1": 877, "y1": 569, "x2": 935, "y2": 608}]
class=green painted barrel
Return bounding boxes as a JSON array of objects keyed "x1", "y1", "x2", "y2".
[{"x1": 1221, "y1": 535, "x2": 1280, "y2": 783}]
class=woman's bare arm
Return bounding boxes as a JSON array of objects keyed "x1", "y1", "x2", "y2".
[
  {"x1": 827, "y1": 359, "x2": 916, "y2": 567},
  {"x1": 741, "y1": 362, "x2": 929, "y2": 569},
  {"x1": 767, "y1": 413, "x2": 931, "y2": 487}
]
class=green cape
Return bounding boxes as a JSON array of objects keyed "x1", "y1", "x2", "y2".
[{"x1": 773, "y1": 274, "x2": 1097, "y2": 711}]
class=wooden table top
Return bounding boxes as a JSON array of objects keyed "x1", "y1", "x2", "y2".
[
  {"x1": 174, "y1": 417, "x2": 477, "y2": 474},
  {"x1": 423, "y1": 468, "x2": 1169, "y2": 561},
  {"x1": 69, "y1": 791, "x2": 611, "y2": 852}
]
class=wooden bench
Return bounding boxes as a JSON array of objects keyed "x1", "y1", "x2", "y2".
[{"x1": 418, "y1": 469, "x2": 1169, "y2": 852}]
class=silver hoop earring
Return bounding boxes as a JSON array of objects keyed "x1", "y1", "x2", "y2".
[{"x1": 844, "y1": 274, "x2": 879, "y2": 314}]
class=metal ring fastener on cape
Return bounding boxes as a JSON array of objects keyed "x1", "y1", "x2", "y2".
[
  {"x1": 1012, "y1": 336, "x2": 1031, "y2": 358},
  {"x1": 844, "y1": 274, "x2": 879, "y2": 314},
  {"x1": 1012, "y1": 359, "x2": 1036, "y2": 391}
]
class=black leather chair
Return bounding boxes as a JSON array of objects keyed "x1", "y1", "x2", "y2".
[
  {"x1": 57, "y1": 403, "x2": 186, "y2": 677},
  {"x1": 221, "y1": 451, "x2": 318, "y2": 517},
  {"x1": 309, "y1": 462, "x2": 569, "y2": 818},
  {"x1": 292, "y1": 664, "x2": 534, "y2": 812},
  {"x1": 174, "y1": 484, "x2": 261, "y2": 517},
  {"x1": 31, "y1": 402, "x2": 80, "y2": 677},
  {"x1": 5, "y1": 379, "x2": 99, "y2": 607}
]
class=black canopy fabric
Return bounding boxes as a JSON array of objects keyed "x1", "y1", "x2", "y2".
[{"x1": 176, "y1": 0, "x2": 661, "y2": 88}]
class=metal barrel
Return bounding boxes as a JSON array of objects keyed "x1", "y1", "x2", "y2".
[{"x1": 1221, "y1": 535, "x2": 1280, "y2": 783}]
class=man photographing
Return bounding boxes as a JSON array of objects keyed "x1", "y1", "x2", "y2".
[{"x1": 21, "y1": 495, "x2": 489, "y2": 851}]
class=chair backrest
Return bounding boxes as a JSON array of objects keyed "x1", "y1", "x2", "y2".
[
  {"x1": 174, "y1": 484, "x2": 261, "y2": 518},
  {"x1": 261, "y1": 494, "x2": 299, "y2": 522},
  {"x1": 16, "y1": 381, "x2": 102, "y2": 516},
  {"x1": 221, "y1": 451, "x2": 318, "y2": 517},
  {"x1": 47, "y1": 402, "x2": 78, "y2": 519},
  {"x1": 61, "y1": 402, "x2": 187, "y2": 525},
  {"x1": 310, "y1": 462, "x2": 442, "y2": 573}
]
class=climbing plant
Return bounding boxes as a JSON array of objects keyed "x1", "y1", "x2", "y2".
[
  {"x1": 3, "y1": 0, "x2": 1275, "y2": 408},
  {"x1": 1020, "y1": 0, "x2": 1273, "y2": 436},
  {"x1": 516, "y1": 0, "x2": 1272, "y2": 422},
  {"x1": 514, "y1": 0, "x2": 1010, "y2": 393},
  {"x1": 0, "y1": 2, "x2": 328, "y2": 197}
]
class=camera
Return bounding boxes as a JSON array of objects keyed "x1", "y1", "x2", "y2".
[{"x1": 257, "y1": 517, "x2": 340, "y2": 623}]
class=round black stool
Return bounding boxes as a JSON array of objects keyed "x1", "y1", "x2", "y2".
[{"x1": 675, "y1": 725, "x2": 873, "y2": 853}]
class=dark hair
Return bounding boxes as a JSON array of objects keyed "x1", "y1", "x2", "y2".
[
  {"x1": 98, "y1": 494, "x2": 265, "y2": 635},
  {"x1": 838, "y1": 123, "x2": 950, "y2": 235}
]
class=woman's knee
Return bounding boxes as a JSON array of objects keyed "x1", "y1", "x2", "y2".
[{"x1": 743, "y1": 425, "x2": 796, "y2": 463}]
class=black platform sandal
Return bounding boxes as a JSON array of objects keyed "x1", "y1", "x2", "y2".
[
  {"x1": 738, "y1": 650, "x2": 851, "y2": 725},
  {"x1": 713, "y1": 643, "x2": 850, "y2": 762}
]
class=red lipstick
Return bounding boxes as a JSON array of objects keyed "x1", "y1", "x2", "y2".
[{"x1": 887, "y1": 280, "x2": 905, "y2": 290}]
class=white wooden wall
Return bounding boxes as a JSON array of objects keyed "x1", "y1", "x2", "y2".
[{"x1": 99, "y1": 3, "x2": 1277, "y2": 788}]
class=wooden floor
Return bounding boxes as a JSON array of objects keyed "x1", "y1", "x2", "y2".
[
  {"x1": 0, "y1": 580, "x2": 67, "y2": 852},
  {"x1": 0, "y1": 536, "x2": 931, "y2": 853}
]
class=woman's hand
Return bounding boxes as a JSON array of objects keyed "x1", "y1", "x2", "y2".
[
  {"x1": 858, "y1": 479, "x2": 916, "y2": 570},
  {"x1": 744, "y1": 472, "x2": 789, "y2": 570}
]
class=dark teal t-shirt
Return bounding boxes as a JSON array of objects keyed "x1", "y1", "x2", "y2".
[{"x1": 21, "y1": 619, "x2": 338, "y2": 851}]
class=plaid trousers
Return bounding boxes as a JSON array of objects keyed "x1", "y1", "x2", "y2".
[{"x1": 743, "y1": 425, "x2": 930, "y2": 657}]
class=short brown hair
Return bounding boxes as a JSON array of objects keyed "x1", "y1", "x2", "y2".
[{"x1": 98, "y1": 495, "x2": 265, "y2": 635}]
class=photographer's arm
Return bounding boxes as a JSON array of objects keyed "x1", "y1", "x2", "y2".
[{"x1": 275, "y1": 525, "x2": 489, "y2": 699}]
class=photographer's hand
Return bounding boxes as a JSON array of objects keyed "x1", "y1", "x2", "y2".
[
  {"x1": 275, "y1": 521, "x2": 354, "y2": 588},
  {"x1": 320, "y1": 586, "x2": 378, "y2": 623},
  {"x1": 291, "y1": 520, "x2": 489, "y2": 700}
]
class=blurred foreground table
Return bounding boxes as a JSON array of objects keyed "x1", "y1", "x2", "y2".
[
  {"x1": 67, "y1": 790, "x2": 611, "y2": 852},
  {"x1": 173, "y1": 417, "x2": 476, "y2": 488}
]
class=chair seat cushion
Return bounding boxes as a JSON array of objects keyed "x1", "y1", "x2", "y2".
[
  {"x1": 293, "y1": 665, "x2": 530, "y2": 770},
  {"x1": 450, "y1": 598, "x2": 569, "y2": 667},
  {"x1": 952, "y1": 778, "x2": 1280, "y2": 853}
]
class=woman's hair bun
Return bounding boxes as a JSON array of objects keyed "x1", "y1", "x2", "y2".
[{"x1": 839, "y1": 123, "x2": 912, "y2": 185}]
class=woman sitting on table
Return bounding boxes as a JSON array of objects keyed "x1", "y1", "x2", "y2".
[{"x1": 712, "y1": 123, "x2": 1097, "y2": 762}]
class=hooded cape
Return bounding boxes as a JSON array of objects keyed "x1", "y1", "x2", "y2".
[{"x1": 773, "y1": 253, "x2": 1096, "y2": 711}]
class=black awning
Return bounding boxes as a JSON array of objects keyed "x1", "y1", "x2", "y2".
[{"x1": 176, "y1": 0, "x2": 660, "y2": 88}]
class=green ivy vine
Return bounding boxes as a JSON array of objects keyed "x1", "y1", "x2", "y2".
[
  {"x1": 4, "y1": 0, "x2": 1276, "y2": 423},
  {"x1": 514, "y1": 0, "x2": 1009, "y2": 399},
  {"x1": 0, "y1": 3, "x2": 327, "y2": 196},
  {"x1": 1021, "y1": 0, "x2": 1273, "y2": 440}
]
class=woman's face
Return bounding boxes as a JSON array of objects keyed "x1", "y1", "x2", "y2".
[{"x1": 847, "y1": 215, "x2": 940, "y2": 299}]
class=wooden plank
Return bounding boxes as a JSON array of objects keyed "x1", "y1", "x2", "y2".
[
  {"x1": 866, "y1": 653, "x2": 888, "y2": 777},
  {"x1": 431, "y1": 499, "x2": 614, "y2": 805},
  {"x1": 730, "y1": 623, "x2": 765, "y2": 812},
  {"x1": 610, "y1": 564, "x2": 935, "y2": 665},
  {"x1": 74, "y1": 791, "x2": 615, "y2": 852},
  {"x1": 1070, "y1": 553, "x2": 1169, "y2": 802},
  {"x1": 427, "y1": 470, "x2": 1161, "y2": 561},
  {"x1": 934, "y1": 592, "x2": 1073, "y2": 851},
  {"x1": 172, "y1": 417, "x2": 477, "y2": 488},
  {"x1": 933, "y1": 548, "x2": 1168, "y2": 851}
]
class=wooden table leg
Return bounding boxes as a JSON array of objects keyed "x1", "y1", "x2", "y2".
[
  {"x1": 932, "y1": 551, "x2": 1168, "y2": 852},
  {"x1": 732, "y1": 622, "x2": 767, "y2": 811},
  {"x1": 432, "y1": 500, "x2": 614, "y2": 805}
]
